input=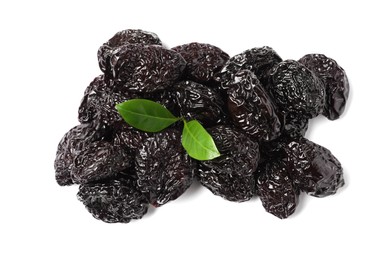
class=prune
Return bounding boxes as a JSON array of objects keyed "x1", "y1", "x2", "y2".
[
  {"x1": 77, "y1": 176, "x2": 148, "y2": 223},
  {"x1": 226, "y1": 70, "x2": 281, "y2": 141},
  {"x1": 71, "y1": 141, "x2": 131, "y2": 184},
  {"x1": 269, "y1": 60, "x2": 325, "y2": 119},
  {"x1": 256, "y1": 159, "x2": 299, "y2": 219},
  {"x1": 135, "y1": 129, "x2": 195, "y2": 207},
  {"x1": 284, "y1": 138, "x2": 344, "y2": 197},
  {"x1": 197, "y1": 125, "x2": 260, "y2": 202},
  {"x1": 54, "y1": 123, "x2": 109, "y2": 186},
  {"x1": 172, "y1": 42, "x2": 229, "y2": 83},
  {"x1": 98, "y1": 29, "x2": 162, "y2": 74},
  {"x1": 298, "y1": 54, "x2": 350, "y2": 120},
  {"x1": 217, "y1": 46, "x2": 282, "y2": 87},
  {"x1": 113, "y1": 122, "x2": 151, "y2": 151},
  {"x1": 171, "y1": 80, "x2": 225, "y2": 126},
  {"x1": 109, "y1": 44, "x2": 186, "y2": 93}
]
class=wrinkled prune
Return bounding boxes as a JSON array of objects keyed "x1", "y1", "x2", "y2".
[
  {"x1": 256, "y1": 159, "x2": 299, "y2": 219},
  {"x1": 135, "y1": 129, "x2": 195, "y2": 207},
  {"x1": 285, "y1": 138, "x2": 344, "y2": 197},
  {"x1": 54, "y1": 123, "x2": 109, "y2": 186},
  {"x1": 98, "y1": 29, "x2": 162, "y2": 74},
  {"x1": 218, "y1": 46, "x2": 282, "y2": 87},
  {"x1": 269, "y1": 60, "x2": 326, "y2": 119},
  {"x1": 226, "y1": 70, "x2": 281, "y2": 141},
  {"x1": 298, "y1": 54, "x2": 350, "y2": 120},
  {"x1": 171, "y1": 80, "x2": 225, "y2": 126},
  {"x1": 172, "y1": 42, "x2": 229, "y2": 83},
  {"x1": 113, "y1": 122, "x2": 151, "y2": 151},
  {"x1": 77, "y1": 176, "x2": 148, "y2": 223},
  {"x1": 109, "y1": 44, "x2": 186, "y2": 93},
  {"x1": 197, "y1": 125, "x2": 260, "y2": 202}
]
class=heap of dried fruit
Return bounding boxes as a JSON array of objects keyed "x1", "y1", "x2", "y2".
[{"x1": 54, "y1": 29, "x2": 349, "y2": 222}]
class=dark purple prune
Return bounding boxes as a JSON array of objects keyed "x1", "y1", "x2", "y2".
[
  {"x1": 109, "y1": 44, "x2": 186, "y2": 93},
  {"x1": 298, "y1": 54, "x2": 350, "y2": 120},
  {"x1": 171, "y1": 80, "x2": 225, "y2": 126},
  {"x1": 135, "y1": 129, "x2": 195, "y2": 207},
  {"x1": 71, "y1": 141, "x2": 130, "y2": 184},
  {"x1": 98, "y1": 29, "x2": 162, "y2": 74},
  {"x1": 197, "y1": 125, "x2": 260, "y2": 202},
  {"x1": 256, "y1": 159, "x2": 300, "y2": 219},
  {"x1": 172, "y1": 42, "x2": 229, "y2": 83},
  {"x1": 77, "y1": 176, "x2": 148, "y2": 223},
  {"x1": 217, "y1": 46, "x2": 282, "y2": 87},
  {"x1": 226, "y1": 70, "x2": 281, "y2": 141},
  {"x1": 54, "y1": 123, "x2": 109, "y2": 186},
  {"x1": 285, "y1": 138, "x2": 344, "y2": 197},
  {"x1": 269, "y1": 60, "x2": 326, "y2": 119},
  {"x1": 113, "y1": 122, "x2": 151, "y2": 151}
]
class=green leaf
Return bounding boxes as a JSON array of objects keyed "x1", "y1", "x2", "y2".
[
  {"x1": 182, "y1": 120, "x2": 220, "y2": 161},
  {"x1": 115, "y1": 99, "x2": 180, "y2": 132}
]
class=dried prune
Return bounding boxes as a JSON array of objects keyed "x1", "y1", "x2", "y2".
[
  {"x1": 285, "y1": 138, "x2": 344, "y2": 197},
  {"x1": 71, "y1": 141, "x2": 130, "y2": 184},
  {"x1": 172, "y1": 42, "x2": 229, "y2": 83},
  {"x1": 77, "y1": 176, "x2": 148, "y2": 223},
  {"x1": 217, "y1": 46, "x2": 282, "y2": 87},
  {"x1": 197, "y1": 125, "x2": 260, "y2": 202},
  {"x1": 98, "y1": 29, "x2": 162, "y2": 74},
  {"x1": 171, "y1": 80, "x2": 225, "y2": 126},
  {"x1": 113, "y1": 122, "x2": 151, "y2": 151},
  {"x1": 135, "y1": 129, "x2": 195, "y2": 207},
  {"x1": 269, "y1": 60, "x2": 325, "y2": 119},
  {"x1": 298, "y1": 54, "x2": 350, "y2": 120},
  {"x1": 226, "y1": 70, "x2": 281, "y2": 141},
  {"x1": 256, "y1": 159, "x2": 299, "y2": 219},
  {"x1": 109, "y1": 44, "x2": 186, "y2": 93},
  {"x1": 54, "y1": 123, "x2": 109, "y2": 186}
]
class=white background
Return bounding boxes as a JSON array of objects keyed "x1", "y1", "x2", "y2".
[{"x1": 1, "y1": 0, "x2": 389, "y2": 259}]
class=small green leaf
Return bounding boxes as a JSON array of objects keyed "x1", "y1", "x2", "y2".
[
  {"x1": 115, "y1": 99, "x2": 180, "y2": 132},
  {"x1": 182, "y1": 120, "x2": 220, "y2": 161}
]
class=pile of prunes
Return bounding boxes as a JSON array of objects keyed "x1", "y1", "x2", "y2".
[{"x1": 54, "y1": 29, "x2": 349, "y2": 222}]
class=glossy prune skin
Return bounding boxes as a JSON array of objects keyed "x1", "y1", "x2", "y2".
[
  {"x1": 197, "y1": 125, "x2": 260, "y2": 202},
  {"x1": 226, "y1": 70, "x2": 281, "y2": 141},
  {"x1": 218, "y1": 46, "x2": 282, "y2": 87},
  {"x1": 269, "y1": 60, "x2": 326, "y2": 119},
  {"x1": 71, "y1": 141, "x2": 130, "y2": 184},
  {"x1": 98, "y1": 29, "x2": 162, "y2": 74},
  {"x1": 108, "y1": 44, "x2": 186, "y2": 93},
  {"x1": 285, "y1": 138, "x2": 344, "y2": 197},
  {"x1": 135, "y1": 129, "x2": 195, "y2": 207},
  {"x1": 298, "y1": 54, "x2": 349, "y2": 120},
  {"x1": 172, "y1": 42, "x2": 229, "y2": 83},
  {"x1": 256, "y1": 158, "x2": 300, "y2": 219},
  {"x1": 77, "y1": 176, "x2": 148, "y2": 223}
]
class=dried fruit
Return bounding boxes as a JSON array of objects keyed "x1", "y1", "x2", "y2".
[
  {"x1": 226, "y1": 70, "x2": 281, "y2": 141},
  {"x1": 197, "y1": 125, "x2": 260, "y2": 202},
  {"x1": 298, "y1": 54, "x2": 349, "y2": 120},
  {"x1": 135, "y1": 129, "x2": 195, "y2": 207},
  {"x1": 77, "y1": 176, "x2": 148, "y2": 223},
  {"x1": 172, "y1": 42, "x2": 229, "y2": 83}
]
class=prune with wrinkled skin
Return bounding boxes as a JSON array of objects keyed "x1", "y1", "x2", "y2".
[
  {"x1": 285, "y1": 138, "x2": 344, "y2": 197},
  {"x1": 298, "y1": 54, "x2": 350, "y2": 120},
  {"x1": 71, "y1": 141, "x2": 131, "y2": 184},
  {"x1": 77, "y1": 177, "x2": 148, "y2": 223},
  {"x1": 197, "y1": 125, "x2": 260, "y2": 202},
  {"x1": 171, "y1": 80, "x2": 225, "y2": 126},
  {"x1": 257, "y1": 159, "x2": 300, "y2": 219},
  {"x1": 172, "y1": 42, "x2": 229, "y2": 83},
  {"x1": 217, "y1": 46, "x2": 282, "y2": 87},
  {"x1": 98, "y1": 29, "x2": 162, "y2": 74},
  {"x1": 54, "y1": 123, "x2": 109, "y2": 186},
  {"x1": 109, "y1": 44, "x2": 186, "y2": 93},
  {"x1": 135, "y1": 129, "x2": 195, "y2": 207},
  {"x1": 269, "y1": 60, "x2": 326, "y2": 119},
  {"x1": 226, "y1": 70, "x2": 281, "y2": 141},
  {"x1": 113, "y1": 122, "x2": 151, "y2": 151}
]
